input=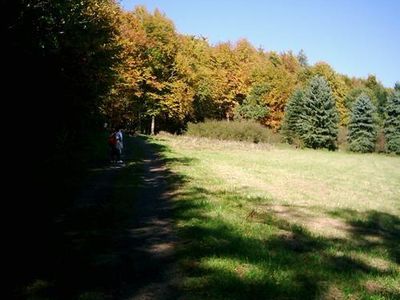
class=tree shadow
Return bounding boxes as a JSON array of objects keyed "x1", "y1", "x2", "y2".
[
  {"x1": 329, "y1": 209, "x2": 400, "y2": 265},
  {"x1": 13, "y1": 136, "x2": 190, "y2": 300},
  {"x1": 16, "y1": 136, "x2": 399, "y2": 299},
  {"x1": 172, "y1": 183, "x2": 400, "y2": 299}
]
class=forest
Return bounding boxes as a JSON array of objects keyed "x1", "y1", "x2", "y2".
[{"x1": 5, "y1": 0, "x2": 399, "y2": 155}]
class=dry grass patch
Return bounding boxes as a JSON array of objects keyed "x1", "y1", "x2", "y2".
[
  {"x1": 263, "y1": 205, "x2": 352, "y2": 238},
  {"x1": 318, "y1": 284, "x2": 345, "y2": 300}
]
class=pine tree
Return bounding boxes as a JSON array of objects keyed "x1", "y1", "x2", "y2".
[
  {"x1": 347, "y1": 94, "x2": 377, "y2": 153},
  {"x1": 395, "y1": 81, "x2": 400, "y2": 92},
  {"x1": 299, "y1": 75, "x2": 339, "y2": 149},
  {"x1": 281, "y1": 89, "x2": 304, "y2": 143},
  {"x1": 384, "y1": 90, "x2": 400, "y2": 154},
  {"x1": 297, "y1": 49, "x2": 308, "y2": 68}
]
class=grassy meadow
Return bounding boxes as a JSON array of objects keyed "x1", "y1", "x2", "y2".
[{"x1": 150, "y1": 134, "x2": 400, "y2": 299}]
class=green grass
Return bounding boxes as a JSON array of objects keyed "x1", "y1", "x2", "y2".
[{"x1": 151, "y1": 134, "x2": 400, "y2": 299}]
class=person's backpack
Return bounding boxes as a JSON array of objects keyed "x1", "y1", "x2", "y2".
[{"x1": 108, "y1": 133, "x2": 117, "y2": 146}]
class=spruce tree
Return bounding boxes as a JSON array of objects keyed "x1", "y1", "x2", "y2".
[
  {"x1": 299, "y1": 75, "x2": 339, "y2": 150},
  {"x1": 348, "y1": 93, "x2": 377, "y2": 153},
  {"x1": 281, "y1": 89, "x2": 304, "y2": 143},
  {"x1": 394, "y1": 81, "x2": 400, "y2": 92},
  {"x1": 384, "y1": 90, "x2": 400, "y2": 154}
]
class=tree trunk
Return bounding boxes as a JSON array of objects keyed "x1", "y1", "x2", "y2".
[
  {"x1": 226, "y1": 111, "x2": 230, "y2": 122},
  {"x1": 151, "y1": 115, "x2": 155, "y2": 135}
]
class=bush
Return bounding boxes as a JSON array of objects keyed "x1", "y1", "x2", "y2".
[{"x1": 186, "y1": 120, "x2": 281, "y2": 144}]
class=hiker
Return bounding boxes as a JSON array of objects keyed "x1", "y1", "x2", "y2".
[
  {"x1": 108, "y1": 129, "x2": 118, "y2": 163},
  {"x1": 115, "y1": 128, "x2": 124, "y2": 163}
]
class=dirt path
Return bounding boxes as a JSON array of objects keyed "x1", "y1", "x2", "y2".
[
  {"x1": 116, "y1": 137, "x2": 179, "y2": 300},
  {"x1": 57, "y1": 136, "x2": 180, "y2": 300}
]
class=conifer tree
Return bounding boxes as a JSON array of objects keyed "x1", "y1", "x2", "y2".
[
  {"x1": 281, "y1": 89, "x2": 304, "y2": 143},
  {"x1": 395, "y1": 81, "x2": 400, "y2": 92},
  {"x1": 300, "y1": 75, "x2": 339, "y2": 149},
  {"x1": 348, "y1": 93, "x2": 377, "y2": 153},
  {"x1": 384, "y1": 90, "x2": 400, "y2": 154}
]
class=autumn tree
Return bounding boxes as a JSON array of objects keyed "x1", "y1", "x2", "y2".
[
  {"x1": 364, "y1": 75, "x2": 388, "y2": 122},
  {"x1": 211, "y1": 42, "x2": 242, "y2": 120},
  {"x1": 187, "y1": 37, "x2": 217, "y2": 121},
  {"x1": 102, "y1": 10, "x2": 148, "y2": 130},
  {"x1": 125, "y1": 6, "x2": 180, "y2": 134},
  {"x1": 251, "y1": 52, "x2": 297, "y2": 129}
]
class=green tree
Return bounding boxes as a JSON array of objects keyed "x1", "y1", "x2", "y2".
[
  {"x1": 364, "y1": 75, "x2": 388, "y2": 122},
  {"x1": 384, "y1": 90, "x2": 400, "y2": 154},
  {"x1": 300, "y1": 76, "x2": 339, "y2": 150},
  {"x1": 311, "y1": 62, "x2": 349, "y2": 126},
  {"x1": 394, "y1": 81, "x2": 400, "y2": 92},
  {"x1": 297, "y1": 49, "x2": 308, "y2": 68},
  {"x1": 281, "y1": 89, "x2": 305, "y2": 143},
  {"x1": 235, "y1": 84, "x2": 269, "y2": 121},
  {"x1": 347, "y1": 94, "x2": 377, "y2": 152}
]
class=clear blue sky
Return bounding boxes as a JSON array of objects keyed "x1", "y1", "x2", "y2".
[{"x1": 120, "y1": 0, "x2": 399, "y2": 88}]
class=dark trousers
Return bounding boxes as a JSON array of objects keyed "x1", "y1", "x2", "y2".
[{"x1": 110, "y1": 146, "x2": 120, "y2": 161}]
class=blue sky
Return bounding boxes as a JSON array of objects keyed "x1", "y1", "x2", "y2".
[{"x1": 120, "y1": 0, "x2": 399, "y2": 88}]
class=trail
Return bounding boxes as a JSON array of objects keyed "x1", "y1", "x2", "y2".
[
  {"x1": 67, "y1": 136, "x2": 180, "y2": 300},
  {"x1": 116, "y1": 137, "x2": 179, "y2": 300}
]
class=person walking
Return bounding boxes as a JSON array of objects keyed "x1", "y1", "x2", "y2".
[{"x1": 115, "y1": 128, "x2": 124, "y2": 163}]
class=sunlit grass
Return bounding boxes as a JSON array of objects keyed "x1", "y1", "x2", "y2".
[{"x1": 151, "y1": 134, "x2": 400, "y2": 299}]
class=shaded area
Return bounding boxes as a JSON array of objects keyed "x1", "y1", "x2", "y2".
[
  {"x1": 13, "y1": 136, "x2": 186, "y2": 300},
  {"x1": 13, "y1": 136, "x2": 399, "y2": 299},
  {"x1": 111, "y1": 136, "x2": 188, "y2": 300},
  {"x1": 329, "y1": 209, "x2": 400, "y2": 265}
]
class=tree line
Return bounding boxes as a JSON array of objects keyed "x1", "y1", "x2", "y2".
[
  {"x1": 282, "y1": 76, "x2": 400, "y2": 153},
  {"x1": 4, "y1": 1, "x2": 399, "y2": 157},
  {"x1": 103, "y1": 5, "x2": 398, "y2": 153}
]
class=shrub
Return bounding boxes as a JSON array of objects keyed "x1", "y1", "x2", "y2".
[{"x1": 186, "y1": 120, "x2": 281, "y2": 144}]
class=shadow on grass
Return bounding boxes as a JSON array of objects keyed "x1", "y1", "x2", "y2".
[
  {"x1": 329, "y1": 209, "x2": 400, "y2": 265},
  {"x1": 16, "y1": 136, "x2": 399, "y2": 299},
  {"x1": 144, "y1": 137, "x2": 399, "y2": 299},
  {"x1": 173, "y1": 186, "x2": 400, "y2": 299}
]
